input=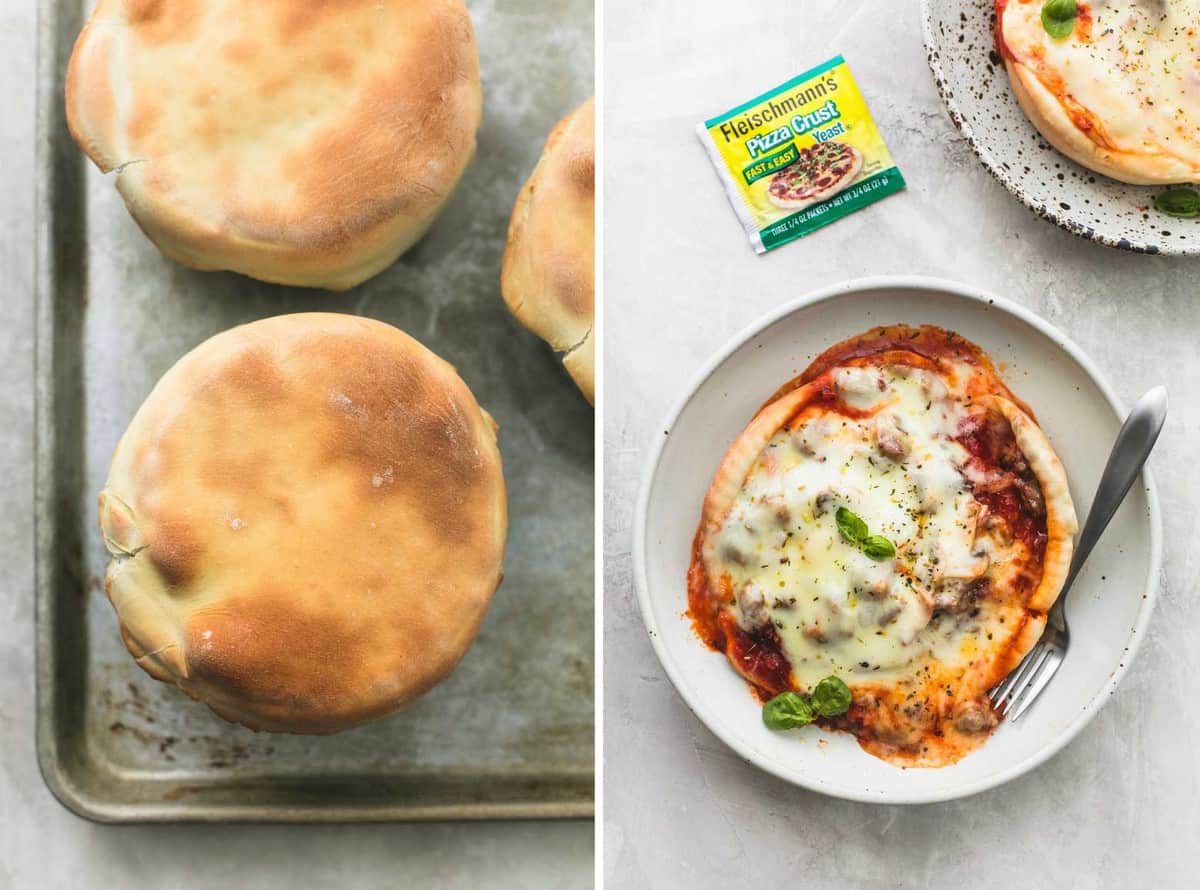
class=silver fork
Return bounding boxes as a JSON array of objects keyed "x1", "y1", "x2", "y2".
[{"x1": 989, "y1": 386, "x2": 1168, "y2": 722}]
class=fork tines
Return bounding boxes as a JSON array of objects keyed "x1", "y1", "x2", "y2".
[{"x1": 989, "y1": 644, "x2": 1065, "y2": 722}]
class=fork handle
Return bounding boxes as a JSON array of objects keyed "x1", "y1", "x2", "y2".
[{"x1": 1060, "y1": 386, "x2": 1168, "y2": 598}]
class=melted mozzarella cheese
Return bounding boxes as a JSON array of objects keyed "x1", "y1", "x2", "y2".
[
  {"x1": 1002, "y1": 0, "x2": 1200, "y2": 169},
  {"x1": 712, "y1": 367, "x2": 987, "y2": 688}
]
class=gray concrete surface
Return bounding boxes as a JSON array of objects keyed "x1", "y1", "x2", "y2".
[
  {"x1": 0, "y1": 0, "x2": 592, "y2": 886},
  {"x1": 603, "y1": 1, "x2": 1199, "y2": 887}
]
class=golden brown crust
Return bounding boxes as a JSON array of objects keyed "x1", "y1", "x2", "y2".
[
  {"x1": 501, "y1": 99, "x2": 595, "y2": 404},
  {"x1": 65, "y1": 0, "x2": 483, "y2": 290},
  {"x1": 99, "y1": 313, "x2": 507, "y2": 733}
]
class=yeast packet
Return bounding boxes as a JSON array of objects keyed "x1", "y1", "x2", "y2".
[{"x1": 697, "y1": 56, "x2": 906, "y2": 253}]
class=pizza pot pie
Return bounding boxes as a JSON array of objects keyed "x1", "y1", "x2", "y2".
[
  {"x1": 501, "y1": 99, "x2": 595, "y2": 403},
  {"x1": 688, "y1": 326, "x2": 1078, "y2": 766},
  {"x1": 65, "y1": 0, "x2": 482, "y2": 289},
  {"x1": 98, "y1": 314, "x2": 507, "y2": 733},
  {"x1": 996, "y1": 0, "x2": 1200, "y2": 184}
]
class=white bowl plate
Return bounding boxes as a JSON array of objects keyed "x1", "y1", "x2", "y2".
[
  {"x1": 922, "y1": 0, "x2": 1200, "y2": 255},
  {"x1": 634, "y1": 277, "x2": 1161, "y2": 804}
]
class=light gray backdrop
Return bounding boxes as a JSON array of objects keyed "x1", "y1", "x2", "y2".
[{"x1": 603, "y1": 1, "x2": 1197, "y2": 888}]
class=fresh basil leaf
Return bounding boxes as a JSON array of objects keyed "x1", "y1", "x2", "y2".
[
  {"x1": 1154, "y1": 188, "x2": 1200, "y2": 219},
  {"x1": 835, "y1": 507, "x2": 869, "y2": 546},
  {"x1": 762, "y1": 691, "x2": 816, "y2": 730},
  {"x1": 810, "y1": 676, "x2": 853, "y2": 717},
  {"x1": 1041, "y1": 0, "x2": 1077, "y2": 39},
  {"x1": 862, "y1": 535, "x2": 896, "y2": 561}
]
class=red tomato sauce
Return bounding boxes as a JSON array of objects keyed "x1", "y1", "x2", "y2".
[
  {"x1": 1076, "y1": 5, "x2": 1093, "y2": 41},
  {"x1": 686, "y1": 531, "x2": 724, "y2": 651},
  {"x1": 956, "y1": 416, "x2": 1049, "y2": 562},
  {"x1": 687, "y1": 534, "x2": 793, "y2": 700}
]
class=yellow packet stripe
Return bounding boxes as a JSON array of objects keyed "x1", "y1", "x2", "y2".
[
  {"x1": 702, "y1": 55, "x2": 847, "y2": 130},
  {"x1": 698, "y1": 56, "x2": 905, "y2": 253}
]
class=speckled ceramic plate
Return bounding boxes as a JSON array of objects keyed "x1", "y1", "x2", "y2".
[
  {"x1": 922, "y1": 0, "x2": 1200, "y2": 255},
  {"x1": 634, "y1": 277, "x2": 1161, "y2": 804}
]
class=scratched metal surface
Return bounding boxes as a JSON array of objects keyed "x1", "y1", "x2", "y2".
[{"x1": 36, "y1": 0, "x2": 593, "y2": 821}]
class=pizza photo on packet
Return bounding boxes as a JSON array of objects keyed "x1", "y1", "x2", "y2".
[
  {"x1": 698, "y1": 55, "x2": 905, "y2": 253},
  {"x1": 766, "y1": 141, "x2": 864, "y2": 210}
]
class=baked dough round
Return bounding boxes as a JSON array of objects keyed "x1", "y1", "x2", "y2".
[
  {"x1": 98, "y1": 313, "x2": 507, "y2": 733},
  {"x1": 65, "y1": 0, "x2": 483, "y2": 290},
  {"x1": 501, "y1": 99, "x2": 595, "y2": 404},
  {"x1": 998, "y1": 0, "x2": 1200, "y2": 185}
]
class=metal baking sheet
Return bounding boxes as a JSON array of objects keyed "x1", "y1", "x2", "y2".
[{"x1": 35, "y1": 0, "x2": 594, "y2": 822}]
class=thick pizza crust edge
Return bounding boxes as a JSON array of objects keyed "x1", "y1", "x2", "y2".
[
  {"x1": 1005, "y1": 58, "x2": 1199, "y2": 186},
  {"x1": 987, "y1": 396, "x2": 1078, "y2": 613}
]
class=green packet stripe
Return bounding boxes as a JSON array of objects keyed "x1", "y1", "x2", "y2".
[
  {"x1": 760, "y1": 167, "x2": 906, "y2": 251},
  {"x1": 704, "y1": 55, "x2": 846, "y2": 129},
  {"x1": 742, "y1": 142, "x2": 799, "y2": 185}
]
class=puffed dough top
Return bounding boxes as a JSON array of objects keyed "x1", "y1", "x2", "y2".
[
  {"x1": 998, "y1": 0, "x2": 1200, "y2": 185},
  {"x1": 98, "y1": 313, "x2": 507, "y2": 734},
  {"x1": 66, "y1": 0, "x2": 483, "y2": 289},
  {"x1": 501, "y1": 99, "x2": 595, "y2": 403}
]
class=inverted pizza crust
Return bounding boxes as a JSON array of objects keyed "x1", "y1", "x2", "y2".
[
  {"x1": 691, "y1": 325, "x2": 1078, "y2": 766},
  {"x1": 998, "y1": 0, "x2": 1200, "y2": 185}
]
